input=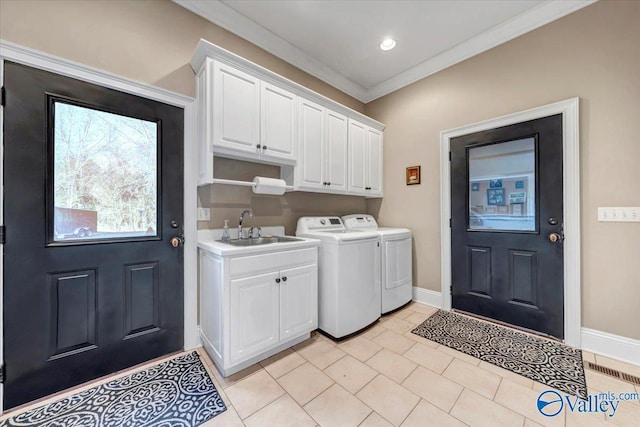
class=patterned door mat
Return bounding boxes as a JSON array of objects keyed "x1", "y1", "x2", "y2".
[
  {"x1": 1, "y1": 351, "x2": 226, "y2": 427},
  {"x1": 412, "y1": 310, "x2": 587, "y2": 399}
]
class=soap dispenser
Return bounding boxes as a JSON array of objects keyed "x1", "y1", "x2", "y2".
[{"x1": 222, "y1": 220, "x2": 230, "y2": 242}]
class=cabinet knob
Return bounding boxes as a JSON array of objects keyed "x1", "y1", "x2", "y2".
[
  {"x1": 256, "y1": 144, "x2": 262, "y2": 149},
  {"x1": 262, "y1": 145, "x2": 267, "y2": 150},
  {"x1": 275, "y1": 278, "x2": 281, "y2": 284},
  {"x1": 282, "y1": 277, "x2": 287, "y2": 282},
  {"x1": 327, "y1": 182, "x2": 331, "y2": 186}
]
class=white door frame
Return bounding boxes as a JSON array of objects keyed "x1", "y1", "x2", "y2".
[
  {"x1": 0, "y1": 40, "x2": 200, "y2": 415},
  {"x1": 439, "y1": 98, "x2": 581, "y2": 347}
]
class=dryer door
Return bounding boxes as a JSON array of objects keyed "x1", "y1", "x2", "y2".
[{"x1": 384, "y1": 236, "x2": 412, "y2": 290}]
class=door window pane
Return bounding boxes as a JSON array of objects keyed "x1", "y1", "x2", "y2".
[
  {"x1": 52, "y1": 101, "x2": 158, "y2": 242},
  {"x1": 468, "y1": 137, "x2": 536, "y2": 232}
]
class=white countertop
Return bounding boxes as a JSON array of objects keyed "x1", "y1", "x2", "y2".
[{"x1": 198, "y1": 227, "x2": 320, "y2": 256}]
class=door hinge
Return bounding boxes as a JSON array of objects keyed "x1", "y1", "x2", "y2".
[
  {"x1": 450, "y1": 285, "x2": 453, "y2": 296},
  {"x1": 1, "y1": 86, "x2": 5, "y2": 107},
  {"x1": 0, "y1": 363, "x2": 5, "y2": 384},
  {"x1": 449, "y1": 151, "x2": 451, "y2": 161},
  {"x1": 0, "y1": 225, "x2": 5, "y2": 245},
  {"x1": 449, "y1": 218, "x2": 452, "y2": 228}
]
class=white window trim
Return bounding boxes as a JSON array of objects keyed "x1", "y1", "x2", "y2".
[
  {"x1": 439, "y1": 98, "x2": 580, "y2": 347},
  {"x1": 0, "y1": 40, "x2": 199, "y2": 415}
]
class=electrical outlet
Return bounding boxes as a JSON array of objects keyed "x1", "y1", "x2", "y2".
[
  {"x1": 197, "y1": 207, "x2": 210, "y2": 221},
  {"x1": 597, "y1": 207, "x2": 640, "y2": 222}
]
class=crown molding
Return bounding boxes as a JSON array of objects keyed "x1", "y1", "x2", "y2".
[
  {"x1": 175, "y1": 0, "x2": 596, "y2": 103},
  {"x1": 174, "y1": 0, "x2": 368, "y2": 102}
]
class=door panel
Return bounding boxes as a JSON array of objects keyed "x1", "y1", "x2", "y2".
[
  {"x1": 261, "y1": 82, "x2": 297, "y2": 159},
  {"x1": 348, "y1": 120, "x2": 366, "y2": 193},
  {"x1": 451, "y1": 114, "x2": 563, "y2": 339},
  {"x1": 367, "y1": 129, "x2": 383, "y2": 194},
  {"x1": 384, "y1": 238, "x2": 412, "y2": 290},
  {"x1": 326, "y1": 110, "x2": 348, "y2": 192},
  {"x1": 2, "y1": 62, "x2": 184, "y2": 409},
  {"x1": 299, "y1": 99, "x2": 324, "y2": 188},
  {"x1": 230, "y1": 272, "x2": 279, "y2": 364},
  {"x1": 214, "y1": 61, "x2": 260, "y2": 152},
  {"x1": 280, "y1": 264, "x2": 318, "y2": 340}
]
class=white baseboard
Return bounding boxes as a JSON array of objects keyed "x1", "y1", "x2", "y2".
[
  {"x1": 412, "y1": 287, "x2": 443, "y2": 309},
  {"x1": 581, "y1": 327, "x2": 640, "y2": 367}
]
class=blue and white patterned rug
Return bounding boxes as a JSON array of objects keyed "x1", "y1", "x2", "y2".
[
  {"x1": 412, "y1": 310, "x2": 588, "y2": 399},
  {"x1": 0, "y1": 351, "x2": 226, "y2": 427}
]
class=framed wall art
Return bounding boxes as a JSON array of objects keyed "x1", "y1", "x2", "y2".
[{"x1": 406, "y1": 165, "x2": 421, "y2": 185}]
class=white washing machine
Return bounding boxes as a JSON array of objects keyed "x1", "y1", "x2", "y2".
[
  {"x1": 342, "y1": 214, "x2": 413, "y2": 314},
  {"x1": 296, "y1": 217, "x2": 381, "y2": 339}
]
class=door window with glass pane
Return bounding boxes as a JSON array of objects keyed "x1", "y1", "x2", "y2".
[
  {"x1": 51, "y1": 100, "x2": 159, "y2": 242},
  {"x1": 468, "y1": 137, "x2": 536, "y2": 232}
]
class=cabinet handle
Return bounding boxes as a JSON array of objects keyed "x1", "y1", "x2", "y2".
[
  {"x1": 275, "y1": 278, "x2": 281, "y2": 284},
  {"x1": 256, "y1": 144, "x2": 262, "y2": 149},
  {"x1": 262, "y1": 145, "x2": 268, "y2": 150},
  {"x1": 327, "y1": 182, "x2": 331, "y2": 186},
  {"x1": 282, "y1": 277, "x2": 287, "y2": 282}
]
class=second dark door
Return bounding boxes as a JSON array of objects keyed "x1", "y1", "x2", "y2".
[{"x1": 450, "y1": 114, "x2": 564, "y2": 339}]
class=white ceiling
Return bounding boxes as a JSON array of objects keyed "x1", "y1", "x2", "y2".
[{"x1": 175, "y1": 0, "x2": 595, "y2": 103}]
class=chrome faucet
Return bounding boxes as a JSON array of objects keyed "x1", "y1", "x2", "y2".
[{"x1": 238, "y1": 209, "x2": 253, "y2": 239}]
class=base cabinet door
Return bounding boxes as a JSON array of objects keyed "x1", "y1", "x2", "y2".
[
  {"x1": 229, "y1": 271, "x2": 280, "y2": 364},
  {"x1": 279, "y1": 264, "x2": 318, "y2": 340}
]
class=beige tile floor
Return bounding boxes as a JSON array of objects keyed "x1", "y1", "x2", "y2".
[{"x1": 2, "y1": 302, "x2": 639, "y2": 426}]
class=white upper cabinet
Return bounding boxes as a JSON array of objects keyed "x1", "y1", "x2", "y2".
[
  {"x1": 296, "y1": 98, "x2": 348, "y2": 194},
  {"x1": 191, "y1": 40, "x2": 384, "y2": 196},
  {"x1": 260, "y1": 82, "x2": 297, "y2": 161},
  {"x1": 213, "y1": 61, "x2": 260, "y2": 154},
  {"x1": 348, "y1": 119, "x2": 383, "y2": 197}
]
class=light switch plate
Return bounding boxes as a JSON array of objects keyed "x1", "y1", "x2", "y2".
[
  {"x1": 197, "y1": 207, "x2": 210, "y2": 221},
  {"x1": 597, "y1": 207, "x2": 640, "y2": 222}
]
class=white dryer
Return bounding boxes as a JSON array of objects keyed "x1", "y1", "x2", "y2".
[
  {"x1": 342, "y1": 214, "x2": 413, "y2": 314},
  {"x1": 296, "y1": 217, "x2": 381, "y2": 339}
]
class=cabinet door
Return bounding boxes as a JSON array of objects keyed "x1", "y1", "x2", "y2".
[
  {"x1": 261, "y1": 82, "x2": 297, "y2": 160},
  {"x1": 230, "y1": 271, "x2": 279, "y2": 364},
  {"x1": 326, "y1": 110, "x2": 348, "y2": 192},
  {"x1": 279, "y1": 264, "x2": 318, "y2": 340},
  {"x1": 366, "y1": 128, "x2": 383, "y2": 196},
  {"x1": 298, "y1": 99, "x2": 325, "y2": 189},
  {"x1": 213, "y1": 62, "x2": 260, "y2": 154},
  {"x1": 348, "y1": 119, "x2": 367, "y2": 194}
]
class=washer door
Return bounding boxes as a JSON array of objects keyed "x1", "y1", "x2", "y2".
[{"x1": 384, "y1": 236, "x2": 412, "y2": 290}]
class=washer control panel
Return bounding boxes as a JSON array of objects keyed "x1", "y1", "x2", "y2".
[
  {"x1": 342, "y1": 214, "x2": 378, "y2": 230},
  {"x1": 296, "y1": 216, "x2": 345, "y2": 233}
]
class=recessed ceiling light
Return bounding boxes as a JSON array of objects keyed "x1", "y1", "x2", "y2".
[{"x1": 379, "y1": 38, "x2": 396, "y2": 51}]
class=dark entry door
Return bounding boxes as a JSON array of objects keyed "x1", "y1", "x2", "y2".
[
  {"x1": 450, "y1": 114, "x2": 564, "y2": 339},
  {"x1": 3, "y1": 62, "x2": 184, "y2": 409}
]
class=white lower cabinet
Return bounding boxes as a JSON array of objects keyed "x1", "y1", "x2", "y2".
[{"x1": 199, "y1": 246, "x2": 318, "y2": 376}]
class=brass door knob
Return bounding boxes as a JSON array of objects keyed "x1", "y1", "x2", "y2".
[
  {"x1": 548, "y1": 232, "x2": 563, "y2": 243},
  {"x1": 171, "y1": 236, "x2": 183, "y2": 248}
]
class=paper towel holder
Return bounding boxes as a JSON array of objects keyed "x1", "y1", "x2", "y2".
[{"x1": 210, "y1": 177, "x2": 293, "y2": 191}]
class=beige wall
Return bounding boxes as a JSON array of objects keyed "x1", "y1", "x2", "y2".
[
  {"x1": 0, "y1": 0, "x2": 367, "y2": 234},
  {"x1": 198, "y1": 158, "x2": 365, "y2": 235},
  {"x1": 365, "y1": 0, "x2": 640, "y2": 340}
]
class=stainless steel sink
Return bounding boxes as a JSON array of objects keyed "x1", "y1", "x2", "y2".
[{"x1": 217, "y1": 236, "x2": 304, "y2": 246}]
